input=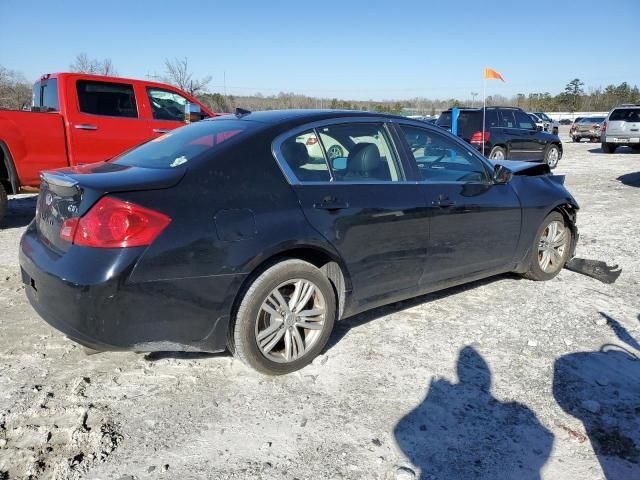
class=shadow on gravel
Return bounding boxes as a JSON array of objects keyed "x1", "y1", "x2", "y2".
[
  {"x1": 0, "y1": 195, "x2": 37, "y2": 229},
  {"x1": 588, "y1": 147, "x2": 639, "y2": 154},
  {"x1": 326, "y1": 274, "x2": 520, "y2": 351},
  {"x1": 553, "y1": 312, "x2": 640, "y2": 479},
  {"x1": 394, "y1": 346, "x2": 553, "y2": 479},
  {"x1": 144, "y1": 351, "x2": 230, "y2": 362},
  {"x1": 617, "y1": 172, "x2": 640, "y2": 188}
]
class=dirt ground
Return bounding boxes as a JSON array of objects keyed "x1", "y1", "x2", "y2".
[{"x1": 0, "y1": 126, "x2": 639, "y2": 480}]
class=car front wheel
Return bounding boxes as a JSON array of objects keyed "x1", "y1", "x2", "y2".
[
  {"x1": 230, "y1": 259, "x2": 336, "y2": 375},
  {"x1": 544, "y1": 144, "x2": 560, "y2": 169},
  {"x1": 523, "y1": 212, "x2": 572, "y2": 281}
]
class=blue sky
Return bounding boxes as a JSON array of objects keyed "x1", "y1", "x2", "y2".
[{"x1": 1, "y1": 0, "x2": 638, "y2": 100}]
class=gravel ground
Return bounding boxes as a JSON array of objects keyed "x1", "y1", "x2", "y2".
[{"x1": 0, "y1": 127, "x2": 639, "y2": 480}]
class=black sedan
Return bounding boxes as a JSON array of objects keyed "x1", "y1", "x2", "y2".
[{"x1": 20, "y1": 110, "x2": 579, "y2": 375}]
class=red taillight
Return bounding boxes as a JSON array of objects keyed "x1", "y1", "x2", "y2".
[
  {"x1": 470, "y1": 131, "x2": 490, "y2": 144},
  {"x1": 60, "y1": 197, "x2": 171, "y2": 248},
  {"x1": 305, "y1": 136, "x2": 318, "y2": 145},
  {"x1": 601, "y1": 121, "x2": 607, "y2": 133}
]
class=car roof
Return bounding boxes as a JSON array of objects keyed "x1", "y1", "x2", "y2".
[{"x1": 208, "y1": 109, "x2": 407, "y2": 126}]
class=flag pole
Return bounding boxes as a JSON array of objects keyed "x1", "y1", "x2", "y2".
[{"x1": 482, "y1": 71, "x2": 486, "y2": 157}]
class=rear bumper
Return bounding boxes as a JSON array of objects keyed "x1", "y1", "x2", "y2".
[{"x1": 19, "y1": 224, "x2": 245, "y2": 353}]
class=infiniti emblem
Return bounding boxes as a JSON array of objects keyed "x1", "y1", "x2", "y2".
[{"x1": 45, "y1": 193, "x2": 53, "y2": 206}]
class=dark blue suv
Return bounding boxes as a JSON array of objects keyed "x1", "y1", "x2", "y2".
[{"x1": 437, "y1": 107, "x2": 563, "y2": 168}]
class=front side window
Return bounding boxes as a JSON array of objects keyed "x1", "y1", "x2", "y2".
[
  {"x1": 515, "y1": 110, "x2": 535, "y2": 129},
  {"x1": 77, "y1": 80, "x2": 137, "y2": 118},
  {"x1": 400, "y1": 125, "x2": 489, "y2": 183},
  {"x1": 317, "y1": 123, "x2": 403, "y2": 182},
  {"x1": 147, "y1": 88, "x2": 189, "y2": 122}
]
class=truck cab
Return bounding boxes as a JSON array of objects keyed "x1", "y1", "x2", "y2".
[{"x1": 0, "y1": 72, "x2": 215, "y2": 221}]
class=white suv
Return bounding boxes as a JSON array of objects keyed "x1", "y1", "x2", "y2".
[{"x1": 601, "y1": 105, "x2": 640, "y2": 153}]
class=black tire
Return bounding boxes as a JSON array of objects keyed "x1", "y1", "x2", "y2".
[
  {"x1": 572, "y1": 136, "x2": 580, "y2": 143},
  {"x1": 230, "y1": 259, "x2": 336, "y2": 375},
  {"x1": 0, "y1": 182, "x2": 7, "y2": 224},
  {"x1": 488, "y1": 146, "x2": 506, "y2": 160},
  {"x1": 544, "y1": 144, "x2": 561, "y2": 169},
  {"x1": 522, "y1": 212, "x2": 572, "y2": 281},
  {"x1": 552, "y1": 127, "x2": 558, "y2": 136},
  {"x1": 601, "y1": 143, "x2": 616, "y2": 154}
]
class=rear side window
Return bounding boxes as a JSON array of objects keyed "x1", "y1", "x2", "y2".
[
  {"x1": 280, "y1": 129, "x2": 332, "y2": 182},
  {"x1": 436, "y1": 112, "x2": 452, "y2": 128},
  {"x1": 609, "y1": 108, "x2": 640, "y2": 122},
  {"x1": 112, "y1": 119, "x2": 252, "y2": 169},
  {"x1": 500, "y1": 110, "x2": 517, "y2": 128},
  {"x1": 77, "y1": 80, "x2": 138, "y2": 118},
  {"x1": 32, "y1": 79, "x2": 59, "y2": 112}
]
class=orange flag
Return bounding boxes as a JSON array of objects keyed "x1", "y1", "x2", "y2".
[{"x1": 484, "y1": 67, "x2": 505, "y2": 82}]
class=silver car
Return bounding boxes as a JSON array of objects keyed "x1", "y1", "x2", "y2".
[
  {"x1": 532, "y1": 111, "x2": 559, "y2": 135},
  {"x1": 601, "y1": 104, "x2": 640, "y2": 153}
]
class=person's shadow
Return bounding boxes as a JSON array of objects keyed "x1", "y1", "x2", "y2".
[
  {"x1": 394, "y1": 346, "x2": 553, "y2": 479},
  {"x1": 553, "y1": 312, "x2": 640, "y2": 479}
]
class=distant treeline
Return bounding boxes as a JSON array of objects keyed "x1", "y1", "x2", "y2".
[{"x1": 2, "y1": 62, "x2": 638, "y2": 116}]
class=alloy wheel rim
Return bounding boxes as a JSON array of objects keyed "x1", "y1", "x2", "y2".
[
  {"x1": 255, "y1": 279, "x2": 326, "y2": 363},
  {"x1": 547, "y1": 147, "x2": 559, "y2": 167},
  {"x1": 327, "y1": 145, "x2": 342, "y2": 159},
  {"x1": 491, "y1": 150, "x2": 505, "y2": 160},
  {"x1": 538, "y1": 220, "x2": 568, "y2": 273}
]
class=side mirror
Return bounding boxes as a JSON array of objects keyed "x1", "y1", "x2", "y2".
[
  {"x1": 184, "y1": 103, "x2": 202, "y2": 123},
  {"x1": 493, "y1": 164, "x2": 513, "y2": 184}
]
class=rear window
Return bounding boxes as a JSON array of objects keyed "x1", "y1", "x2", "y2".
[
  {"x1": 437, "y1": 110, "x2": 497, "y2": 138},
  {"x1": 584, "y1": 117, "x2": 605, "y2": 123},
  {"x1": 609, "y1": 108, "x2": 640, "y2": 122},
  {"x1": 32, "y1": 78, "x2": 59, "y2": 112},
  {"x1": 77, "y1": 80, "x2": 138, "y2": 118},
  {"x1": 112, "y1": 119, "x2": 254, "y2": 169}
]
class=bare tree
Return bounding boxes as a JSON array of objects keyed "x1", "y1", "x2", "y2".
[
  {"x1": 155, "y1": 57, "x2": 211, "y2": 96},
  {"x1": 70, "y1": 53, "x2": 118, "y2": 76},
  {"x1": 0, "y1": 65, "x2": 31, "y2": 110}
]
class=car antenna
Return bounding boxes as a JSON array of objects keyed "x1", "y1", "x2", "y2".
[{"x1": 235, "y1": 108, "x2": 251, "y2": 118}]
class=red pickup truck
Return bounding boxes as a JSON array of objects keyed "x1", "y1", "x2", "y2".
[{"x1": 0, "y1": 72, "x2": 215, "y2": 221}]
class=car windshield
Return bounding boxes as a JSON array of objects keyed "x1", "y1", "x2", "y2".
[
  {"x1": 534, "y1": 112, "x2": 550, "y2": 121},
  {"x1": 112, "y1": 119, "x2": 256, "y2": 169},
  {"x1": 609, "y1": 108, "x2": 640, "y2": 122}
]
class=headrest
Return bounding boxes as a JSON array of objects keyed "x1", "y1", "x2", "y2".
[
  {"x1": 347, "y1": 143, "x2": 380, "y2": 174},
  {"x1": 281, "y1": 141, "x2": 310, "y2": 167}
]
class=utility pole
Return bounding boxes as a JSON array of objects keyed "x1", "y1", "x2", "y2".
[{"x1": 471, "y1": 92, "x2": 478, "y2": 108}]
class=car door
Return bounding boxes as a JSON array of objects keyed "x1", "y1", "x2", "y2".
[
  {"x1": 514, "y1": 109, "x2": 545, "y2": 161},
  {"x1": 395, "y1": 123, "x2": 521, "y2": 285},
  {"x1": 66, "y1": 78, "x2": 152, "y2": 165},
  {"x1": 274, "y1": 120, "x2": 430, "y2": 307}
]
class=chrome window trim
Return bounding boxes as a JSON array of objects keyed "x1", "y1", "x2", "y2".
[{"x1": 272, "y1": 117, "x2": 409, "y2": 186}]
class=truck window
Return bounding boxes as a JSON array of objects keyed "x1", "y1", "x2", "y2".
[
  {"x1": 147, "y1": 88, "x2": 190, "y2": 122},
  {"x1": 32, "y1": 78, "x2": 59, "y2": 112},
  {"x1": 77, "y1": 80, "x2": 138, "y2": 118}
]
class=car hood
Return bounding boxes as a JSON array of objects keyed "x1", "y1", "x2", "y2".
[{"x1": 492, "y1": 160, "x2": 550, "y2": 176}]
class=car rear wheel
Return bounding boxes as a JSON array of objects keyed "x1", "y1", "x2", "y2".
[
  {"x1": 552, "y1": 127, "x2": 558, "y2": 135},
  {"x1": 489, "y1": 146, "x2": 506, "y2": 160},
  {"x1": 523, "y1": 212, "x2": 572, "y2": 281},
  {"x1": 326, "y1": 145, "x2": 344, "y2": 160},
  {"x1": 0, "y1": 183, "x2": 7, "y2": 223},
  {"x1": 230, "y1": 259, "x2": 336, "y2": 375},
  {"x1": 601, "y1": 143, "x2": 616, "y2": 154},
  {"x1": 572, "y1": 136, "x2": 580, "y2": 142},
  {"x1": 544, "y1": 144, "x2": 560, "y2": 169}
]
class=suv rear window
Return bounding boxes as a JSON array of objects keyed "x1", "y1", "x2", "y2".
[
  {"x1": 609, "y1": 108, "x2": 640, "y2": 122},
  {"x1": 112, "y1": 119, "x2": 254, "y2": 169},
  {"x1": 437, "y1": 110, "x2": 499, "y2": 138},
  {"x1": 77, "y1": 80, "x2": 138, "y2": 118}
]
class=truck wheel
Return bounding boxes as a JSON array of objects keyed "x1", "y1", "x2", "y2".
[
  {"x1": 601, "y1": 143, "x2": 616, "y2": 154},
  {"x1": 0, "y1": 183, "x2": 7, "y2": 223}
]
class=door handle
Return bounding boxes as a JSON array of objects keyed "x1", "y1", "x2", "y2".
[
  {"x1": 74, "y1": 124, "x2": 97, "y2": 130},
  {"x1": 313, "y1": 196, "x2": 349, "y2": 211},
  {"x1": 432, "y1": 195, "x2": 456, "y2": 208},
  {"x1": 153, "y1": 128, "x2": 171, "y2": 134}
]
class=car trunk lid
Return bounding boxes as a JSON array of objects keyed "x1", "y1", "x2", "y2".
[{"x1": 36, "y1": 163, "x2": 185, "y2": 253}]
